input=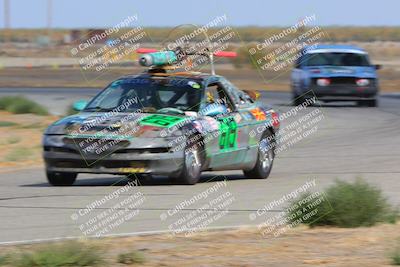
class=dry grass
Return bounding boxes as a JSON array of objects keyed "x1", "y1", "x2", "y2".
[
  {"x1": 0, "y1": 111, "x2": 57, "y2": 171},
  {"x1": 1, "y1": 223, "x2": 399, "y2": 266}
]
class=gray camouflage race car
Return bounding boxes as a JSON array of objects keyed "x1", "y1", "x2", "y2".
[{"x1": 43, "y1": 51, "x2": 280, "y2": 185}]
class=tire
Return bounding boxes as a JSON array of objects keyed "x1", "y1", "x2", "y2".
[
  {"x1": 47, "y1": 171, "x2": 77, "y2": 186},
  {"x1": 366, "y1": 99, "x2": 377, "y2": 107},
  {"x1": 292, "y1": 95, "x2": 305, "y2": 106},
  {"x1": 243, "y1": 130, "x2": 275, "y2": 179},
  {"x1": 357, "y1": 99, "x2": 377, "y2": 107},
  {"x1": 172, "y1": 135, "x2": 203, "y2": 185}
]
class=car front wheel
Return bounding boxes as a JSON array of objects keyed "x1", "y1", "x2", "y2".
[
  {"x1": 172, "y1": 137, "x2": 203, "y2": 185},
  {"x1": 47, "y1": 171, "x2": 77, "y2": 186}
]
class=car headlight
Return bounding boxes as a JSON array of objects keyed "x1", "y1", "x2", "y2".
[
  {"x1": 316, "y1": 78, "x2": 331, "y2": 86},
  {"x1": 356, "y1": 79, "x2": 370, "y2": 86}
]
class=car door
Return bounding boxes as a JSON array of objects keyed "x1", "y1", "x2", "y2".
[{"x1": 204, "y1": 79, "x2": 248, "y2": 170}]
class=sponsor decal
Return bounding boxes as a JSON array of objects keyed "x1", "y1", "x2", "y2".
[
  {"x1": 218, "y1": 116, "x2": 238, "y2": 151},
  {"x1": 139, "y1": 114, "x2": 186, "y2": 128},
  {"x1": 250, "y1": 108, "x2": 266, "y2": 121},
  {"x1": 118, "y1": 167, "x2": 146, "y2": 173}
]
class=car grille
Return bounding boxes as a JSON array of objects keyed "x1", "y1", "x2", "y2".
[
  {"x1": 330, "y1": 77, "x2": 356, "y2": 84},
  {"x1": 114, "y1": 147, "x2": 171, "y2": 154},
  {"x1": 50, "y1": 159, "x2": 147, "y2": 169}
]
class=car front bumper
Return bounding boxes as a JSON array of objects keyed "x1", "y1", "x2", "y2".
[
  {"x1": 43, "y1": 135, "x2": 185, "y2": 175},
  {"x1": 304, "y1": 79, "x2": 378, "y2": 101}
]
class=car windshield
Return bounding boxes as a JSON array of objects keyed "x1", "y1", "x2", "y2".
[
  {"x1": 84, "y1": 77, "x2": 203, "y2": 112},
  {"x1": 304, "y1": 52, "x2": 370, "y2": 67}
]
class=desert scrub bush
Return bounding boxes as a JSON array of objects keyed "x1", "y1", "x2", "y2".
[
  {"x1": 14, "y1": 241, "x2": 103, "y2": 267},
  {"x1": 0, "y1": 96, "x2": 48, "y2": 115},
  {"x1": 389, "y1": 238, "x2": 400, "y2": 265},
  {"x1": 117, "y1": 251, "x2": 145, "y2": 265},
  {"x1": 0, "y1": 121, "x2": 18, "y2": 127},
  {"x1": 0, "y1": 254, "x2": 11, "y2": 266},
  {"x1": 286, "y1": 179, "x2": 398, "y2": 228}
]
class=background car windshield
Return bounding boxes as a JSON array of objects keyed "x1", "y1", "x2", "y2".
[
  {"x1": 84, "y1": 78, "x2": 203, "y2": 112},
  {"x1": 305, "y1": 52, "x2": 370, "y2": 67}
]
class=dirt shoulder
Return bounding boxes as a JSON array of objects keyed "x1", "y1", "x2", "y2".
[{"x1": 2, "y1": 223, "x2": 399, "y2": 266}]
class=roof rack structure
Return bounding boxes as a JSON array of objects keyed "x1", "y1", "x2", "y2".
[{"x1": 136, "y1": 47, "x2": 236, "y2": 75}]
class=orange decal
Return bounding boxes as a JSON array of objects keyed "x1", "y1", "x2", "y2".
[{"x1": 250, "y1": 108, "x2": 266, "y2": 121}]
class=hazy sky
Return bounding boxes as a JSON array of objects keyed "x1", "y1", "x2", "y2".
[{"x1": 1, "y1": 0, "x2": 399, "y2": 28}]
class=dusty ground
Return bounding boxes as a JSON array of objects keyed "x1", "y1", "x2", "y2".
[
  {"x1": 0, "y1": 111, "x2": 57, "y2": 171},
  {"x1": 2, "y1": 223, "x2": 399, "y2": 266}
]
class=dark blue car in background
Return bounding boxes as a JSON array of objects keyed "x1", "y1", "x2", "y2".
[{"x1": 291, "y1": 44, "x2": 381, "y2": 107}]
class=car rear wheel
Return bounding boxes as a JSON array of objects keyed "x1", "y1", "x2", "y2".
[
  {"x1": 243, "y1": 130, "x2": 275, "y2": 179},
  {"x1": 47, "y1": 171, "x2": 77, "y2": 186}
]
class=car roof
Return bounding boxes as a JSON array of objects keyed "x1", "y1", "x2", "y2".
[{"x1": 305, "y1": 44, "x2": 367, "y2": 54}]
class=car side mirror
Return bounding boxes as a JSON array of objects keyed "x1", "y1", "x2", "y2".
[
  {"x1": 72, "y1": 100, "x2": 88, "y2": 111},
  {"x1": 374, "y1": 64, "x2": 382, "y2": 70},
  {"x1": 200, "y1": 103, "x2": 228, "y2": 117},
  {"x1": 243, "y1": 90, "x2": 261, "y2": 101}
]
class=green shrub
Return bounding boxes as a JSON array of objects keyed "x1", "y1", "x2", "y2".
[
  {"x1": 117, "y1": 251, "x2": 145, "y2": 265},
  {"x1": 0, "y1": 96, "x2": 48, "y2": 115},
  {"x1": 0, "y1": 254, "x2": 11, "y2": 266},
  {"x1": 0, "y1": 121, "x2": 18, "y2": 127},
  {"x1": 14, "y1": 241, "x2": 103, "y2": 267},
  {"x1": 390, "y1": 239, "x2": 400, "y2": 265},
  {"x1": 286, "y1": 179, "x2": 397, "y2": 228},
  {"x1": 391, "y1": 251, "x2": 400, "y2": 265}
]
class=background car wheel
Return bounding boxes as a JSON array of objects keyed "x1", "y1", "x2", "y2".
[
  {"x1": 367, "y1": 99, "x2": 377, "y2": 107},
  {"x1": 173, "y1": 135, "x2": 203, "y2": 185},
  {"x1": 357, "y1": 99, "x2": 377, "y2": 107},
  {"x1": 47, "y1": 171, "x2": 77, "y2": 186},
  {"x1": 292, "y1": 95, "x2": 305, "y2": 106},
  {"x1": 243, "y1": 130, "x2": 275, "y2": 179}
]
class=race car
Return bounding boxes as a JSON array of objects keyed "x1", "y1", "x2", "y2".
[
  {"x1": 43, "y1": 48, "x2": 280, "y2": 185},
  {"x1": 291, "y1": 44, "x2": 381, "y2": 107}
]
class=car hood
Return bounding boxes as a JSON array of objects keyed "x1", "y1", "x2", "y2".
[
  {"x1": 45, "y1": 112, "x2": 193, "y2": 138},
  {"x1": 304, "y1": 66, "x2": 377, "y2": 78}
]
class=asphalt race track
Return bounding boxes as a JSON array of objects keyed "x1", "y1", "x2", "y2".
[{"x1": 0, "y1": 88, "x2": 400, "y2": 244}]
